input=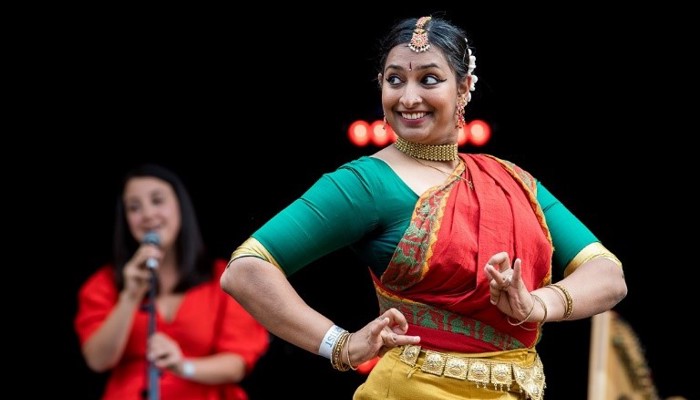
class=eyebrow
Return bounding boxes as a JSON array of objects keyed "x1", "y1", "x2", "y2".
[{"x1": 385, "y1": 62, "x2": 441, "y2": 72}]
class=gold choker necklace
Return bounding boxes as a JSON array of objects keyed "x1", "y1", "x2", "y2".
[{"x1": 394, "y1": 137, "x2": 458, "y2": 161}]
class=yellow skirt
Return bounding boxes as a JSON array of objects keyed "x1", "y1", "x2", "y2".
[{"x1": 353, "y1": 345, "x2": 545, "y2": 400}]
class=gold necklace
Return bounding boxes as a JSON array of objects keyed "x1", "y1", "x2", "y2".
[
  {"x1": 394, "y1": 136, "x2": 458, "y2": 161},
  {"x1": 411, "y1": 157, "x2": 474, "y2": 190}
]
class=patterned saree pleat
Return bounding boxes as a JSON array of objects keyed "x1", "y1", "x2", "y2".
[{"x1": 373, "y1": 154, "x2": 553, "y2": 352}]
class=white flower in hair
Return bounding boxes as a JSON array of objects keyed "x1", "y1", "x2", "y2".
[
  {"x1": 467, "y1": 74, "x2": 478, "y2": 102},
  {"x1": 468, "y1": 55, "x2": 476, "y2": 74},
  {"x1": 466, "y1": 47, "x2": 477, "y2": 75},
  {"x1": 465, "y1": 39, "x2": 478, "y2": 102},
  {"x1": 470, "y1": 75, "x2": 478, "y2": 91}
]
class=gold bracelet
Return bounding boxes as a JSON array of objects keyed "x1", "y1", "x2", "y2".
[
  {"x1": 544, "y1": 285, "x2": 566, "y2": 318},
  {"x1": 507, "y1": 295, "x2": 536, "y2": 327},
  {"x1": 344, "y1": 333, "x2": 357, "y2": 371},
  {"x1": 550, "y1": 284, "x2": 573, "y2": 319},
  {"x1": 544, "y1": 285, "x2": 568, "y2": 320},
  {"x1": 331, "y1": 331, "x2": 348, "y2": 371},
  {"x1": 532, "y1": 294, "x2": 547, "y2": 324},
  {"x1": 331, "y1": 331, "x2": 351, "y2": 371}
]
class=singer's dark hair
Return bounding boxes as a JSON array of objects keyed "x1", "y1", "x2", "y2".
[{"x1": 112, "y1": 163, "x2": 212, "y2": 293}]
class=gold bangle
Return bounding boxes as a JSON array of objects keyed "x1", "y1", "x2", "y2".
[
  {"x1": 544, "y1": 285, "x2": 566, "y2": 317},
  {"x1": 550, "y1": 284, "x2": 573, "y2": 319},
  {"x1": 331, "y1": 331, "x2": 351, "y2": 371},
  {"x1": 532, "y1": 294, "x2": 547, "y2": 324},
  {"x1": 507, "y1": 295, "x2": 536, "y2": 327},
  {"x1": 344, "y1": 333, "x2": 357, "y2": 371}
]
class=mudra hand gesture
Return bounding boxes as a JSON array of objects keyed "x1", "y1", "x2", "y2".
[
  {"x1": 484, "y1": 251, "x2": 535, "y2": 323},
  {"x1": 350, "y1": 308, "x2": 421, "y2": 365}
]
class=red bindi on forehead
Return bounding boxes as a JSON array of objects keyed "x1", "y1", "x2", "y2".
[{"x1": 385, "y1": 46, "x2": 448, "y2": 71}]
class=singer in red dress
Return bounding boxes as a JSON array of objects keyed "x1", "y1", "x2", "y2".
[{"x1": 75, "y1": 163, "x2": 269, "y2": 400}]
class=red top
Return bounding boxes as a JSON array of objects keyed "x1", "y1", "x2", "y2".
[
  {"x1": 375, "y1": 154, "x2": 552, "y2": 353},
  {"x1": 75, "y1": 259, "x2": 269, "y2": 400}
]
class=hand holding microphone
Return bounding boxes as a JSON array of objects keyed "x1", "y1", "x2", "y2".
[
  {"x1": 143, "y1": 231, "x2": 161, "y2": 269},
  {"x1": 121, "y1": 231, "x2": 162, "y2": 300}
]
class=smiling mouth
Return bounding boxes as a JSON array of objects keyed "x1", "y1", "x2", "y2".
[{"x1": 401, "y1": 112, "x2": 427, "y2": 120}]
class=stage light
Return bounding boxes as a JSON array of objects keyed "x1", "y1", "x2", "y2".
[
  {"x1": 467, "y1": 119, "x2": 491, "y2": 146},
  {"x1": 369, "y1": 120, "x2": 397, "y2": 146},
  {"x1": 347, "y1": 119, "x2": 491, "y2": 147},
  {"x1": 348, "y1": 120, "x2": 371, "y2": 146}
]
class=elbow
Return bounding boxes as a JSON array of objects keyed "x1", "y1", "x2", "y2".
[
  {"x1": 87, "y1": 361, "x2": 112, "y2": 374},
  {"x1": 613, "y1": 259, "x2": 628, "y2": 304},
  {"x1": 81, "y1": 343, "x2": 118, "y2": 373},
  {"x1": 220, "y1": 262, "x2": 237, "y2": 297},
  {"x1": 220, "y1": 258, "x2": 252, "y2": 300},
  {"x1": 83, "y1": 354, "x2": 116, "y2": 374},
  {"x1": 599, "y1": 257, "x2": 628, "y2": 308},
  {"x1": 230, "y1": 361, "x2": 247, "y2": 383},
  {"x1": 221, "y1": 256, "x2": 282, "y2": 309},
  {"x1": 606, "y1": 269, "x2": 628, "y2": 309},
  {"x1": 614, "y1": 276, "x2": 628, "y2": 305},
  {"x1": 215, "y1": 353, "x2": 249, "y2": 384}
]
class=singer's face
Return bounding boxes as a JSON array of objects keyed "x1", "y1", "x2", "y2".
[{"x1": 123, "y1": 177, "x2": 181, "y2": 249}]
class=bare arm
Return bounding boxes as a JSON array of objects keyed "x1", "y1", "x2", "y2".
[
  {"x1": 81, "y1": 292, "x2": 143, "y2": 372},
  {"x1": 173, "y1": 353, "x2": 246, "y2": 384},
  {"x1": 149, "y1": 331, "x2": 247, "y2": 384},
  {"x1": 220, "y1": 256, "x2": 420, "y2": 368},
  {"x1": 485, "y1": 253, "x2": 627, "y2": 323},
  {"x1": 537, "y1": 257, "x2": 627, "y2": 322},
  {"x1": 220, "y1": 256, "x2": 334, "y2": 354},
  {"x1": 81, "y1": 244, "x2": 160, "y2": 372}
]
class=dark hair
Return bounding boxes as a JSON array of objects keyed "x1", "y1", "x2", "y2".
[
  {"x1": 376, "y1": 16, "x2": 473, "y2": 84},
  {"x1": 112, "y1": 163, "x2": 211, "y2": 293}
]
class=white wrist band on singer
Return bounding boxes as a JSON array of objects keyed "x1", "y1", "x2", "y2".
[{"x1": 181, "y1": 360, "x2": 195, "y2": 378}]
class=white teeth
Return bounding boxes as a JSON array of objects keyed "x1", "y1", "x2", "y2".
[{"x1": 402, "y1": 112, "x2": 426, "y2": 120}]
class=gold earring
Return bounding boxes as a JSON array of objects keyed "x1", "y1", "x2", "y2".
[{"x1": 456, "y1": 94, "x2": 468, "y2": 128}]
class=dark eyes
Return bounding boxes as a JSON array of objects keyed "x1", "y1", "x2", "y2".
[
  {"x1": 125, "y1": 196, "x2": 165, "y2": 213},
  {"x1": 385, "y1": 74, "x2": 444, "y2": 86}
]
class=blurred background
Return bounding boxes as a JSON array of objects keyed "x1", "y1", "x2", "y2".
[{"x1": 25, "y1": 3, "x2": 693, "y2": 399}]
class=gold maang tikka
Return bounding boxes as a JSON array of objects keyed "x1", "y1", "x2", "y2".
[{"x1": 408, "y1": 16, "x2": 431, "y2": 53}]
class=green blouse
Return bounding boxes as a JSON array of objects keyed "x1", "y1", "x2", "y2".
[{"x1": 253, "y1": 156, "x2": 597, "y2": 279}]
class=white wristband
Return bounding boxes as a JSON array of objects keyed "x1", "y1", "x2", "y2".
[
  {"x1": 181, "y1": 360, "x2": 195, "y2": 378},
  {"x1": 318, "y1": 325, "x2": 345, "y2": 359}
]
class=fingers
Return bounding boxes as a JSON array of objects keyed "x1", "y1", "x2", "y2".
[
  {"x1": 376, "y1": 309, "x2": 420, "y2": 346},
  {"x1": 372, "y1": 317, "x2": 390, "y2": 336},
  {"x1": 489, "y1": 279, "x2": 504, "y2": 305},
  {"x1": 485, "y1": 251, "x2": 511, "y2": 272},
  {"x1": 486, "y1": 255, "x2": 523, "y2": 305},
  {"x1": 367, "y1": 310, "x2": 420, "y2": 356},
  {"x1": 501, "y1": 258, "x2": 521, "y2": 289},
  {"x1": 378, "y1": 329, "x2": 420, "y2": 352},
  {"x1": 137, "y1": 245, "x2": 163, "y2": 269},
  {"x1": 512, "y1": 258, "x2": 522, "y2": 284},
  {"x1": 382, "y1": 308, "x2": 410, "y2": 334},
  {"x1": 381, "y1": 332, "x2": 398, "y2": 347},
  {"x1": 486, "y1": 264, "x2": 511, "y2": 291},
  {"x1": 148, "y1": 333, "x2": 183, "y2": 369}
]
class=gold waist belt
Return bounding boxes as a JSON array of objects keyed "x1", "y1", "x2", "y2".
[{"x1": 398, "y1": 345, "x2": 545, "y2": 400}]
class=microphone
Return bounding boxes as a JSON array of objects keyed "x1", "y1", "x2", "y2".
[{"x1": 142, "y1": 231, "x2": 160, "y2": 269}]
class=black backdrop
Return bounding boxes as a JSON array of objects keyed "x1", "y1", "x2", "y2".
[{"x1": 31, "y1": 4, "x2": 694, "y2": 399}]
